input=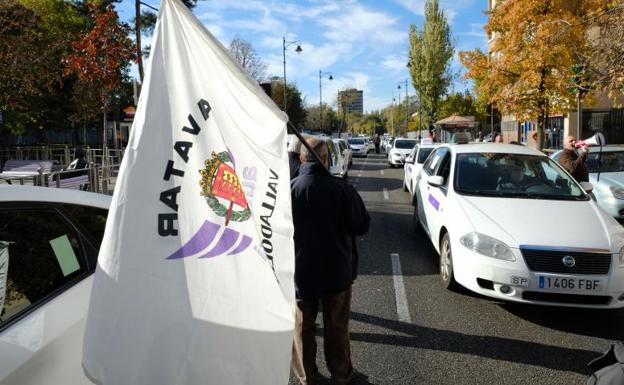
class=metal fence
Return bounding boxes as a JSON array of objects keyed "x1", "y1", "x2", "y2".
[{"x1": 0, "y1": 146, "x2": 123, "y2": 195}]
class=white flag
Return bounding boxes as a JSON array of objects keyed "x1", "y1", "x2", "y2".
[{"x1": 82, "y1": 0, "x2": 295, "y2": 383}]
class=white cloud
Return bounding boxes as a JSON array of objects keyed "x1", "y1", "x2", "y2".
[
  {"x1": 319, "y1": 5, "x2": 404, "y2": 45},
  {"x1": 382, "y1": 55, "x2": 408, "y2": 72},
  {"x1": 394, "y1": 0, "x2": 426, "y2": 16}
]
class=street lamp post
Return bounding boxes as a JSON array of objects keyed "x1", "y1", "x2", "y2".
[
  {"x1": 282, "y1": 37, "x2": 302, "y2": 113},
  {"x1": 319, "y1": 70, "x2": 333, "y2": 133}
]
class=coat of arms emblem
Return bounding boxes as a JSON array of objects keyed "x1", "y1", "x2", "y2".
[{"x1": 200, "y1": 151, "x2": 251, "y2": 225}]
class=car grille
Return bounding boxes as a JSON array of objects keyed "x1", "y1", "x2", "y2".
[
  {"x1": 522, "y1": 291, "x2": 612, "y2": 305},
  {"x1": 520, "y1": 248, "x2": 612, "y2": 275}
]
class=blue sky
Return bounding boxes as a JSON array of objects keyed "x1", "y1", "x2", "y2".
[{"x1": 115, "y1": 0, "x2": 489, "y2": 112}]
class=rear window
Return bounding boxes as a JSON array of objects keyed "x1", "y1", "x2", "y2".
[{"x1": 394, "y1": 140, "x2": 417, "y2": 149}]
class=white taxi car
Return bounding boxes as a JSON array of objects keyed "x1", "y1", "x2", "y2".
[
  {"x1": 0, "y1": 186, "x2": 110, "y2": 384},
  {"x1": 403, "y1": 140, "x2": 436, "y2": 197},
  {"x1": 551, "y1": 146, "x2": 624, "y2": 221},
  {"x1": 413, "y1": 143, "x2": 624, "y2": 308},
  {"x1": 348, "y1": 137, "x2": 368, "y2": 157},
  {"x1": 387, "y1": 138, "x2": 418, "y2": 168}
]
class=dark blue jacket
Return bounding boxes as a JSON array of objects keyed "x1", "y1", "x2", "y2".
[
  {"x1": 288, "y1": 151, "x2": 301, "y2": 180},
  {"x1": 291, "y1": 162, "x2": 370, "y2": 299}
]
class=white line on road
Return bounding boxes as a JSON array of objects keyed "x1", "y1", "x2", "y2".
[
  {"x1": 383, "y1": 188, "x2": 389, "y2": 200},
  {"x1": 391, "y1": 253, "x2": 412, "y2": 323},
  {"x1": 380, "y1": 170, "x2": 385, "y2": 176}
]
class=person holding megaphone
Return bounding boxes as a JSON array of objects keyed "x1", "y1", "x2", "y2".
[{"x1": 559, "y1": 135, "x2": 590, "y2": 183}]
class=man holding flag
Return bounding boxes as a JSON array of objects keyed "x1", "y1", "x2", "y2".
[{"x1": 82, "y1": 0, "x2": 296, "y2": 384}]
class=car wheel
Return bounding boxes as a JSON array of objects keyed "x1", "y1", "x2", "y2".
[
  {"x1": 403, "y1": 179, "x2": 408, "y2": 192},
  {"x1": 343, "y1": 171, "x2": 348, "y2": 179},
  {"x1": 439, "y1": 232, "x2": 458, "y2": 290}
]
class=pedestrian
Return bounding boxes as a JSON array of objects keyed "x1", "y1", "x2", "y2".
[
  {"x1": 559, "y1": 135, "x2": 590, "y2": 183},
  {"x1": 288, "y1": 135, "x2": 304, "y2": 180},
  {"x1": 291, "y1": 136, "x2": 370, "y2": 385},
  {"x1": 373, "y1": 134, "x2": 381, "y2": 154},
  {"x1": 494, "y1": 134, "x2": 504, "y2": 143}
]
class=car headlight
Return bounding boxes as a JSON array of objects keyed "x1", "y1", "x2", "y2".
[
  {"x1": 619, "y1": 246, "x2": 624, "y2": 267},
  {"x1": 460, "y1": 232, "x2": 516, "y2": 261},
  {"x1": 391, "y1": 151, "x2": 401, "y2": 157},
  {"x1": 610, "y1": 186, "x2": 624, "y2": 200}
]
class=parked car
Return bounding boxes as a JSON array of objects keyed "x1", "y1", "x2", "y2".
[
  {"x1": 413, "y1": 143, "x2": 624, "y2": 308},
  {"x1": 364, "y1": 137, "x2": 375, "y2": 153},
  {"x1": 384, "y1": 137, "x2": 395, "y2": 154},
  {"x1": 348, "y1": 137, "x2": 368, "y2": 157},
  {"x1": 551, "y1": 146, "x2": 624, "y2": 221},
  {"x1": 333, "y1": 138, "x2": 352, "y2": 167},
  {"x1": 387, "y1": 138, "x2": 418, "y2": 168},
  {"x1": 323, "y1": 137, "x2": 348, "y2": 178},
  {"x1": 403, "y1": 142, "x2": 436, "y2": 196},
  {"x1": 0, "y1": 186, "x2": 111, "y2": 384}
]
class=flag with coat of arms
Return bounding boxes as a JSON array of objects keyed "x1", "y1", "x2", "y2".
[{"x1": 82, "y1": 0, "x2": 295, "y2": 383}]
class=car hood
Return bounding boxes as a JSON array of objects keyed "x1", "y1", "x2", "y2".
[
  {"x1": 456, "y1": 195, "x2": 619, "y2": 250},
  {"x1": 350, "y1": 144, "x2": 364, "y2": 149},
  {"x1": 391, "y1": 148, "x2": 413, "y2": 155},
  {"x1": 589, "y1": 172, "x2": 624, "y2": 188}
]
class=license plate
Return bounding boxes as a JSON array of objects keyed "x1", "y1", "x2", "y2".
[{"x1": 538, "y1": 276, "x2": 603, "y2": 292}]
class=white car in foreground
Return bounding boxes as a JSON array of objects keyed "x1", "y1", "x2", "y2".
[
  {"x1": 0, "y1": 186, "x2": 110, "y2": 384},
  {"x1": 388, "y1": 138, "x2": 418, "y2": 168},
  {"x1": 551, "y1": 146, "x2": 624, "y2": 221},
  {"x1": 413, "y1": 143, "x2": 624, "y2": 308},
  {"x1": 403, "y1": 142, "x2": 436, "y2": 197}
]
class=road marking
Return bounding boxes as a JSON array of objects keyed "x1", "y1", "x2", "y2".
[
  {"x1": 391, "y1": 253, "x2": 412, "y2": 323},
  {"x1": 383, "y1": 188, "x2": 389, "y2": 200},
  {"x1": 380, "y1": 170, "x2": 385, "y2": 176}
]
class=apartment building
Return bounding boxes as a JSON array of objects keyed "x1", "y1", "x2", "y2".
[{"x1": 337, "y1": 89, "x2": 364, "y2": 114}]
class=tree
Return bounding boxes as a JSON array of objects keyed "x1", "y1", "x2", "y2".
[
  {"x1": 64, "y1": 3, "x2": 135, "y2": 148},
  {"x1": 0, "y1": 2, "x2": 59, "y2": 114},
  {"x1": 409, "y1": 0, "x2": 454, "y2": 128},
  {"x1": 270, "y1": 83, "x2": 307, "y2": 129},
  {"x1": 228, "y1": 36, "x2": 267, "y2": 82},
  {"x1": 305, "y1": 104, "x2": 339, "y2": 133},
  {"x1": 575, "y1": 1, "x2": 624, "y2": 101},
  {"x1": 460, "y1": 1, "x2": 586, "y2": 150},
  {"x1": 438, "y1": 91, "x2": 486, "y2": 123}
]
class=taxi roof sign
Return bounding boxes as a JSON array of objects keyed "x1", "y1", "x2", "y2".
[{"x1": 420, "y1": 138, "x2": 434, "y2": 145}]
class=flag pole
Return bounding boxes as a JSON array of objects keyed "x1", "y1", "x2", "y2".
[{"x1": 287, "y1": 121, "x2": 331, "y2": 176}]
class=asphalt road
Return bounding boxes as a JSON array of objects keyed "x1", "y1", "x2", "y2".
[{"x1": 290, "y1": 152, "x2": 624, "y2": 385}]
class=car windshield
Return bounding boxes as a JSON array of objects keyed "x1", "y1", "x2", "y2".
[
  {"x1": 586, "y1": 151, "x2": 624, "y2": 173},
  {"x1": 349, "y1": 139, "x2": 364, "y2": 145},
  {"x1": 417, "y1": 147, "x2": 434, "y2": 163},
  {"x1": 394, "y1": 140, "x2": 417, "y2": 149},
  {"x1": 455, "y1": 153, "x2": 587, "y2": 200}
]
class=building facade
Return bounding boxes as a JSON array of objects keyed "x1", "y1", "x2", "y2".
[{"x1": 337, "y1": 89, "x2": 364, "y2": 114}]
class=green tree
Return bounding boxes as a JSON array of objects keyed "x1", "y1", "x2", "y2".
[
  {"x1": 305, "y1": 104, "x2": 339, "y2": 133},
  {"x1": 0, "y1": 0, "x2": 71, "y2": 134},
  {"x1": 438, "y1": 91, "x2": 486, "y2": 123},
  {"x1": 271, "y1": 83, "x2": 307, "y2": 129},
  {"x1": 409, "y1": 0, "x2": 454, "y2": 128}
]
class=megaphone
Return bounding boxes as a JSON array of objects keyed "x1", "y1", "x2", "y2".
[{"x1": 575, "y1": 133, "x2": 606, "y2": 148}]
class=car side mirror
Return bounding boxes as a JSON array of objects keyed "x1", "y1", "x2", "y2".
[
  {"x1": 579, "y1": 181, "x2": 593, "y2": 194},
  {"x1": 405, "y1": 156, "x2": 415, "y2": 164},
  {"x1": 427, "y1": 175, "x2": 445, "y2": 187}
]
